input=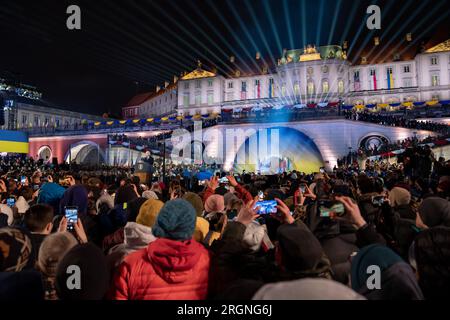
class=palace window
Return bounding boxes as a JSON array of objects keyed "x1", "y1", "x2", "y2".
[
  {"x1": 294, "y1": 82, "x2": 300, "y2": 95},
  {"x1": 322, "y1": 80, "x2": 329, "y2": 94},
  {"x1": 208, "y1": 79, "x2": 213, "y2": 87},
  {"x1": 281, "y1": 83, "x2": 286, "y2": 96},
  {"x1": 241, "y1": 81, "x2": 247, "y2": 92},
  {"x1": 22, "y1": 114, "x2": 27, "y2": 125},
  {"x1": 207, "y1": 92, "x2": 214, "y2": 105},
  {"x1": 228, "y1": 81, "x2": 233, "y2": 89},
  {"x1": 281, "y1": 71, "x2": 286, "y2": 77},
  {"x1": 403, "y1": 78, "x2": 413, "y2": 87},
  {"x1": 195, "y1": 80, "x2": 201, "y2": 89},
  {"x1": 387, "y1": 67, "x2": 393, "y2": 75},
  {"x1": 183, "y1": 94, "x2": 190, "y2": 107},
  {"x1": 255, "y1": 79, "x2": 260, "y2": 86},
  {"x1": 338, "y1": 80, "x2": 345, "y2": 94},
  {"x1": 307, "y1": 81, "x2": 315, "y2": 95},
  {"x1": 195, "y1": 93, "x2": 201, "y2": 105},
  {"x1": 184, "y1": 82, "x2": 189, "y2": 89},
  {"x1": 431, "y1": 56, "x2": 438, "y2": 65},
  {"x1": 431, "y1": 74, "x2": 439, "y2": 86},
  {"x1": 403, "y1": 65, "x2": 411, "y2": 73}
]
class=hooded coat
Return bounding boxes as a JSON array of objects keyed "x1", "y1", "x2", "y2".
[{"x1": 111, "y1": 237, "x2": 210, "y2": 300}]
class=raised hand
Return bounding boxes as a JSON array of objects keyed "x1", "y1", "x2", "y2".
[
  {"x1": 236, "y1": 199, "x2": 260, "y2": 225},
  {"x1": 274, "y1": 198, "x2": 295, "y2": 224}
]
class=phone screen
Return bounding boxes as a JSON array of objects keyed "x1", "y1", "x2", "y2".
[
  {"x1": 372, "y1": 196, "x2": 385, "y2": 206},
  {"x1": 299, "y1": 185, "x2": 306, "y2": 193},
  {"x1": 319, "y1": 202, "x2": 345, "y2": 218},
  {"x1": 33, "y1": 184, "x2": 40, "y2": 191},
  {"x1": 258, "y1": 190, "x2": 264, "y2": 201},
  {"x1": 219, "y1": 177, "x2": 229, "y2": 184},
  {"x1": 198, "y1": 180, "x2": 206, "y2": 186},
  {"x1": 6, "y1": 197, "x2": 15, "y2": 207},
  {"x1": 254, "y1": 200, "x2": 277, "y2": 215},
  {"x1": 320, "y1": 168, "x2": 325, "y2": 173},
  {"x1": 21, "y1": 176, "x2": 26, "y2": 184},
  {"x1": 65, "y1": 206, "x2": 78, "y2": 231}
]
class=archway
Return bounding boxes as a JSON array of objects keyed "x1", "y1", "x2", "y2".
[
  {"x1": 64, "y1": 141, "x2": 105, "y2": 165},
  {"x1": 37, "y1": 146, "x2": 52, "y2": 163},
  {"x1": 232, "y1": 127, "x2": 324, "y2": 174}
]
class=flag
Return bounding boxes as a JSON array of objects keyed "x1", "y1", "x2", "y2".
[
  {"x1": 0, "y1": 130, "x2": 29, "y2": 153},
  {"x1": 255, "y1": 80, "x2": 261, "y2": 98},
  {"x1": 354, "y1": 72, "x2": 360, "y2": 91},
  {"x1": 269, "y1": 79, "x2": 275, "y2": 98},
  {"x1": 372, "y1": 70, "x2": 377, "y2": 90}
]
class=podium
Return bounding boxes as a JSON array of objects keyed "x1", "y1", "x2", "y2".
[{"x1": 134, "y1": 161, "x2": 153, "y2": 184}]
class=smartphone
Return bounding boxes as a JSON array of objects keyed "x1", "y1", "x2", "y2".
[
  {"x1": 318, "y1": 201, "x2": 345, "y2": 218},
  {"x1": 33, "y1": 184, "x2": 40, "y2": 191},
  {"x1": 21, "y1": 176, "x2": 26, "y2": 185},
  {"x1": 6, "y1": 197, "x2": 15, "y2": 208},
  {"x1": 258, "y1": 190, "x2": 264, "y2": 201},
  {"x1": 299, "y1": 184, "x2": 307, "y2": 193},
  {"x1": 218, "y1": 177, "x2": 229, "y2": 184},
  {"x1": 254, "y1": 200, "x2": 277, "y2": 215},
  {"x1": 198, "y1": 180, "x2": 207, "y2": 186},
  {"x1": 65, "y1": 206, "x2": 78, "y2": 231},
  {"x1": 372, "y1": 195, "x2": 385, "y2": 206},
  {"x1": 320, "y1": 168, "x2": 325, "y2": 173}
]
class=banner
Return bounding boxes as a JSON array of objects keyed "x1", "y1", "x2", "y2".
[{"x1": 0, "y1": 130, "x2": 29, "y2": 153}]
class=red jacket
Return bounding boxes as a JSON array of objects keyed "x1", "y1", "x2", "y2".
[
  {"x1": 203, "y1": 184, "x2": 253, "y2": 204},
  {"x1": 111, "y1": 237, "x2": 210, "y2": 300}
]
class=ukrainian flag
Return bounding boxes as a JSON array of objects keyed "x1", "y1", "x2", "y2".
[{"x1": 0, "y1": 130, "x2": 29, "y2": 153}]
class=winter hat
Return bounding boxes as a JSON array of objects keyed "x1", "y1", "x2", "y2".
[
  {"x1": 60, "y1": 185, "x2": 88, "y2": 215},
  {"x1": 277, "y1": 224, "x2": 326, "y2": 273},
  {"x1": 38, "y1": 232, "x2": 78, "y2": 277},
  {"x1": 389, "y1": 187, "x2": 411, "y2": 207},
  {"x1": 114, "y1": 185, "x2": 137, "y2": 206},
  {"x1": 252, "y1": 278, "x2": 365, "y2": 300},
  {"x1": 193, "y1": 216, "x2": 210, "y2": 242},
  {"x1": 223, "y1": 192, "x2": 239, "y2": 209},
  {"x1": 55, "y1": 243, "x2": 110, "y2": 300},
  {"x1": 37, "y1": 182, "x2": 65, "y2": 209},
  {"x1": 0, "y1": 204, "x2": 13, "y2": 226},
  {"x1": 0, "y1": 227, "x2": 33, "y2": 272},
  {"x1": 350, "y1": 244, "x2": 403, "y2": 291},
  {"x1": 123, "y1": 221, "x2": 156, "y2": 245},
  {"x1": 183, "y1": 192, "x2": 204, "y2": 216},
  {"x1": 15, "y1": 196, "x2": 30, "y2": 214},
  {"x1": 205, "y1": 194, "x2": 225, "y2": 213},
  {"x1": 152, "y1": 199, "x2": 196, "y2": 241},
  {"x1": 243, "y1": 222, "x2": 265, "y2": 252},
  {"x1": 136, "y1": 199, "x2": 164, "y2": 227},
  {"x1": 96, "y1": 192, "x2": 114, "y2": 212},
  {"x1": 418, "y1": 197, "x2": 450, "y2": 227},
  {"x1": 142, "y1": 190, "x2": 159, "y2": 200}
]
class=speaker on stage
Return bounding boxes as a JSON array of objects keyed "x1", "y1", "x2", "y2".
[{"x1": 134, "y1": 160, "x2": 152, "y2": 184}]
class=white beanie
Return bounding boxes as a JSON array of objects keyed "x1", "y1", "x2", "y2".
[
  {"x1": 0, "y1": 204, "x2": 14, "y2": 225},
  {"x1": 242, "y1": 221, "x2": 265, "y2": 252},
  {"x1": 142, "y1": 190, "x2": 159, "y2": 200},
  {"x1": 15, "y1": 196, "x2": 30, "y2": 214},
  {"x1": 253, "y1": 278, "x2": 366, "y2": 300}
]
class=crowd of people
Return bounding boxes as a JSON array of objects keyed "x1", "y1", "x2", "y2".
[
  {"x1": 345, "y1": 111, "x2": 450, "y2": 134},
  {"x1": 1, "y1": 150, "x2": 450, "y2": 300}
]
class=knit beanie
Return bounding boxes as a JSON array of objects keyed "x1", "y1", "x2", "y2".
[
  {"x1": 193, "y1": 216, "x2": 210, "y2": 242},
  {"x1": 350, "y1": 244, "x2": 403, "y2": 291},
  {"x1": 142, "y1": 190, "x2": 159, "y2": 200},
  {"x1": 55, "y1": 243, "x2": 110, "y2": 300},
  {"x1": 15, "y1": 196, "x2": 30, "y2": 214},
  {"x1": 136, "y1": 199, "x2": 164, "y2": 227},
  {"x1": 205, "y1": 194, "x2": 225, "y2": 213},
  {"x1": 243, "y1": 222, "x2": 265, "y2": 252},
  {"x1": 0, "y1": 227, "x2": 32, "y2": 272},
  {"x1": 38, "y1": 232, "x2": 78, "y2": 277},
  {"x1": 418, "y1": 197, "x2": 450, "y2": 227},
  {"x1": 152, "y1": 199, "x2": 196, "y2": 241},
  {"x1": 223, "y1": 192, "x2": 239, "y2": 209},
  {"x1": 389, "y1": 187, "x2": 411, "y2": 207},
  {"x1": 0, "y1": 204, "x2": 13, "y2": 226},
  {"x1": 183, "y1": 192, "x2": 204, "y2": 216}
]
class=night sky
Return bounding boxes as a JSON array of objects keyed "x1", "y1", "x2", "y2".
[{"x1": 0, "y1": 0, "x2": 449, "y2": 117}]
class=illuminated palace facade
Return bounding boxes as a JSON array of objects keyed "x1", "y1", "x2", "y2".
[{"x1": 123, "y1": 39, "x2": 450, "y2": 118}]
